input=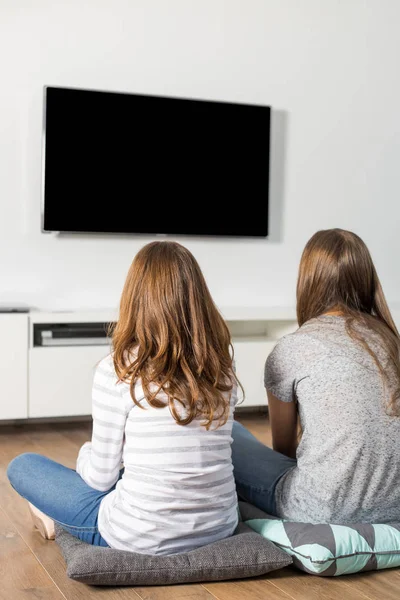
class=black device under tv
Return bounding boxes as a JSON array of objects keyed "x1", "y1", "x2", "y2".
[{"x1": 42, "y1": 86, "x2": 271, "y2": 237}]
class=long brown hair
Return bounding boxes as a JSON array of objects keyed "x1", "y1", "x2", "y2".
[
  {"x1": 111, "y1": 241, "x2": 239, "y2": 428},
  {"x1": 297, "y1": 228, "x2": 400, "y2": 416}
]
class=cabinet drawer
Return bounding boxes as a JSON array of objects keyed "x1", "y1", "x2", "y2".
[{"x1": 29, "y1": 346, "x2": 110, "y2": 418}]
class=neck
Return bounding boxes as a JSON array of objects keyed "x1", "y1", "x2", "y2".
[{"x1": 322, "y1": 309, "x2": 344, "y2": 317}]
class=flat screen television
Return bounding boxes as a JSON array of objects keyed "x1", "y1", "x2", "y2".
[{"x1": 42, "y1": 86, "x2": 270, "y2": 236}]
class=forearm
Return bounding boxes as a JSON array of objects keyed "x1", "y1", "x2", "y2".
[
  {"x1": 268, "y1": 391, "x2": 299, "y2": 459},
  {"x1": 76, "y1": 440, "x2": 122, "y2": 492},
  {"x1": 272, "y1": 437, "x2": 298, "y2": 459},
  {"x1": 77, "y1": 358, "x2": 128, "y2": 491}
]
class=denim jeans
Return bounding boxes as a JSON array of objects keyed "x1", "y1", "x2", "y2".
[
  {"x1": 231, "y1": 421, "x2": 296, "y2": 515},
  {"x1": 7, "y1": 453, "x2": 117, "y2": 546}
]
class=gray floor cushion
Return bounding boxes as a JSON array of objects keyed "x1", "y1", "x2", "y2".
[{"x1": 55, "y1": 513, "x2": 292, "y2": 586}]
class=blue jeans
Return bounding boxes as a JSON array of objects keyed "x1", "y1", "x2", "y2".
[
  {"x1": 231, "y1": 421, "x2": 296, "y2": 515},
  {"x1": 7, "y1": 453, "x2": 117, "y2": 546}
]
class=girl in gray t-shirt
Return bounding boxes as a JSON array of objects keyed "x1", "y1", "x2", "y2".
[{"x1": 232, "y1": 228, "x2": 400, "y2": 524}]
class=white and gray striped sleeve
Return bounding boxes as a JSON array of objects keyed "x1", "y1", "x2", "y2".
[{"x1": 76, "y1": 357, "x2": 130, "y2": 492}]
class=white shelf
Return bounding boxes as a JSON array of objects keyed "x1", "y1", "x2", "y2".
[
  {"x1": 3, "y1": 304, "x2": 400, "y2": 422},
  {"x1": 29, "y1": 306, "x2": 296, "y2": 324},
  {"x1": 8, "y1": 305, "x2": 400, "y2": 421},
  {"x1": 29, "y1": 309, "x2": 118, "y2": 325}
]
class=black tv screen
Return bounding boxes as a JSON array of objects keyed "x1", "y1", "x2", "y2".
[{"x1": 42, "y1": 87, "x2": 270, "y2": 236}]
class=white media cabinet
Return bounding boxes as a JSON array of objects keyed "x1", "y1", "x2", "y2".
[{"x1": 1, "y1": 307, "x2": 299, "y2": 421}]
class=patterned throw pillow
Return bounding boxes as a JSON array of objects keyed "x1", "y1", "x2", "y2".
[{"x1": 239, "y1": 502, "x2": 400, "y2": 576}]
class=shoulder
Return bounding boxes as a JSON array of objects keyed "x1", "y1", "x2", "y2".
[
  {"x1": 267, "y1": 322, "x2": 333, "y2": 364},
  {"x1": 93, "y1": 354, "x2": 133, "y2": 412},
  {"x1": 265, "y1": 328, "x2": 323, "y2": 386},
  {"x1": 95, "y1": 354, "x2": 118, "y2": 382},
  {"x1": 266, "y1": 329, "x2": 310, "y2": 369},
  {"x1": 94, "y1": 354, "x2": 126, "y2": 398}
]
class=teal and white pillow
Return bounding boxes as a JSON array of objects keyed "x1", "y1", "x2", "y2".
[{"x1": 239, "y1": 502, "x2": 400, "y2": 576}]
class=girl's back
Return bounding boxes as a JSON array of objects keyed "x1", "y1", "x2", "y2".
[
  {"x1": 267, "y1": 314, "x2": 400, "y2": 524},
  {"x1": 79, "y1": 354, "x2": 238, "y2": 554}
]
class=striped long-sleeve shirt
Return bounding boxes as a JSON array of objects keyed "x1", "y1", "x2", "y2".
[{"x1": 76, "y1": 354, "x2": 239, "y2": 555}]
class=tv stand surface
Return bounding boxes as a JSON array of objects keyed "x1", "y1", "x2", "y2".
[{"x1": 1, "y1": 307, "x2": 298, "y2": 421}]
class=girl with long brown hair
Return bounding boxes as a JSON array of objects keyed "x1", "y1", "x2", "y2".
[
  {"x1": 8, "y1": 241, "x2": 239, "y2": 552},
  {"x1": 232, "y1": 228, "x2": 400, "y2": 524}
]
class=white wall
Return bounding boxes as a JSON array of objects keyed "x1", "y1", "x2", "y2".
[{"x1": 1, "y1": 0, "x2": 400, "y2": 312}]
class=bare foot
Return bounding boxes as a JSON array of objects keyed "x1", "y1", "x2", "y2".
[{"x1": 28, "y1": 502, "x2": 55, "y2": 540}]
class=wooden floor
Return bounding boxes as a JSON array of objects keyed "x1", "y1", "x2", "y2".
[{"x1": 1, "y1": 414, "x2": 399, "y2": 600}]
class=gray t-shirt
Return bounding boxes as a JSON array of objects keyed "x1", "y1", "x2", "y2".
[{"x1": 265, "y1": 315, "x2": 400, "y2": 524}]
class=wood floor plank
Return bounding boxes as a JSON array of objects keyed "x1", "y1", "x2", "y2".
[
  {"x1": 134, "y1": 586, "x2": 216, "y2": 599},
  {"x1": 340, "y1": 569, "x2": 400, "y2": 600},
  {"x1": 0, "y1": 504, "x2": 65, "y2": 600},
  {"x1": 60, "y1": 423, "x2": 92, "y2": 450},
  {"x1": 266, "y1": 568, "x2": 374, "y2": 600},
  {"x1": 236, "y1": 414, "x2": 272, "y2": 446},
  {"x1": 203, "y1": 576, "x2": 296, "y2": 600}
]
